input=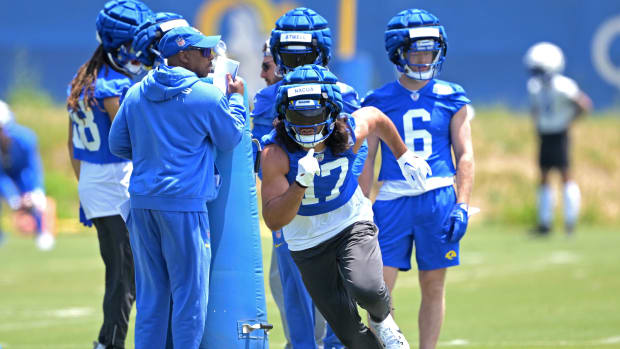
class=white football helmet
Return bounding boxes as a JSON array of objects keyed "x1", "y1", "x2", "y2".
[{"x1": 524, "y1": 42, "x2": 565, "y2": 75}]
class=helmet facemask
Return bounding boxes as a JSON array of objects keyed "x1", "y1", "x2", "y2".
[
  {"x1": 399, "y1": 27, "x2": 446, "y2": 80},
  {"x1": 281, "y1": 82, "x2": 338, "y2": 148},
  {"x1": 284, "y1": 98, "x2": 337, "y2": 148},
  {"x1": 106, "y1": 43, "x2": 147, "y2": 78}
]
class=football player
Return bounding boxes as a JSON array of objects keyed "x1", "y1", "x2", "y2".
[
  {"x1": 0, "y1": 100, "x2": 54, "y2": 251},
  {"x1": 261, "y1": 64, "x2": 429, "y2": 349},
  {"x1": 260, "y1": 39, "x2": 281, "y2": 87},
  {"x1": 252, "y1": 7, "x2": 365, "y2": 349},
  {"x1": 524, "y1": 42, "x2": 592, "y2": 235},
  {"x1": 66, "y1": 1, "x2": 153, "y2": 348},
  {"x1": 359, "y1": 9, "x2": 475, "y2": 349}
]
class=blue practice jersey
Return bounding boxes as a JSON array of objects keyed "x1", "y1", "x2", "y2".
[
  {"x1": 68, "y1": 66, "x2": 132, "y2": 164},
  {"x1": 263, "y1": 117, "x2": 361, "y2": 216},
  {"x1": 0, "y1": 122, "x2": 44, "y2": 193},
  {"x1": 362, "y1": 79, "x2": 470, "y2": 181}
]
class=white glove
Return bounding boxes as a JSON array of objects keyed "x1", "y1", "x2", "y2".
[
  {"x1": 397, "y1": 150, "x2": 432, "y2": 190},
  {"x1": 295, "y1": 148, "x2": 320, "y2": 188}
]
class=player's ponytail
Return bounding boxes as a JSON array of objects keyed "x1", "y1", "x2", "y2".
[{"x1": 66, "y1": 45, "x2": 108, "y2": 111}]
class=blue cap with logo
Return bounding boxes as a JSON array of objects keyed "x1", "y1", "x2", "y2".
[{"x1": 157, "y1": 26, "x2": 221, "y2": 58}]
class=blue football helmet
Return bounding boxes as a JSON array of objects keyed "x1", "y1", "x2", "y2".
[
  {"x1": 133, "y1": 12, "x2": 190, "y2": 66},
  {"x1": 276, "y1": 64, "x2": 343, "y2": 147},
  {"x1": 269, "y1": 8, "x2": 332, "y2": 75},
  {"x1": 96, "y1": 0, "x2": 153, "y2": 75},
  {"x1": 385, "y1": 9, "x2": 448, "y2": 80}
]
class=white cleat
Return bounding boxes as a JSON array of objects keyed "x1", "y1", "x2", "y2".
[
  {"x1": 93, "y1": 341, "x2": 107, "y2": 349},
  {"x1": 369, "y1": 314, "x2": 410, "y2": 349},
  {"x1": 35, "y1": 232, "x2": 55, "y2": 251}
]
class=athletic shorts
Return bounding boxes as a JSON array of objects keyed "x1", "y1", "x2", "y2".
[
  {"x1": 539, "y1": 131, "x2": 569, "y2": 170},
  {"x1": 373, "y1": 185, "x2": 459, "y2": 271}
]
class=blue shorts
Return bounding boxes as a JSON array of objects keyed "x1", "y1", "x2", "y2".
[{"x1": 373, "y1": 185, "x2": 459, "y2": 271}]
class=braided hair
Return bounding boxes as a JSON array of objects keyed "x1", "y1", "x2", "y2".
[{"x1": 66, "y1": 45, "x2": 123, "y2": 111}]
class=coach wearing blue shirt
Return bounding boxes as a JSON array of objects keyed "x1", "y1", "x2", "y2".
[{"x1": 109, "y1": 26, "x2": 246, "y2": 349}]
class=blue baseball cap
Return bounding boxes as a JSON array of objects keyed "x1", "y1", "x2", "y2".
[{"x1": 158, "y1": 26, "x2": 221, "y2": 58}]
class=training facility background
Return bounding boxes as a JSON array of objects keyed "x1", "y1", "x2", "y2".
[{"x1": 1, "y1": 0, "x2": 620, "y2": 109}]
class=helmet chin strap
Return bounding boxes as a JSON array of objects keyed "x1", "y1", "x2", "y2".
[{"x1": 403, "y1": 64, "x2": 434, "y2": 80}]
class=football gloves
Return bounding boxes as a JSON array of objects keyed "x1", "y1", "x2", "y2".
[
  {"x1": 295, "y1": 148, "x2": 320, "y2": 188},
  {"x1": 441, "y1": 203, "x2": 468, "y2": 243},
  {"x1": 397, "y1": 150, "x2": 431, "y2": 191}
]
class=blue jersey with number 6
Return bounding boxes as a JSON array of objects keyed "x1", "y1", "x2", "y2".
[
  {"x1": 362, "y1": 79, "x2": 470, "y2": 181},
  {"x1": 263, "y1": 117, "x2": 360, "y2": 216},
  {"x1": 68, "y1": 67, "x2": 132, "y2": 164}
]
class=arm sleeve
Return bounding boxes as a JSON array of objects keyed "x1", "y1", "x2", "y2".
[
  {"x1": 7, "y1": 129, "x2": 44, "y2": 192},
  {"x1": 447, "y1": 83, "x2": 471, "y2": 116},
  {"x1": 20, "y1": 138, "x2": 44, "y2": 191},
  {"x1": 108, "y1": 103, "x2": 132, "y2": 160},
  {"x1": 0, "y1": 172, "x2": 21, "y2": 209},
  {"x1": 207, "y1": 93, "x2": 246, "y2": 151}
]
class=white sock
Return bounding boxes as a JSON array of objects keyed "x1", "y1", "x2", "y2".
[
  {"x1": 538, "y1": 185, "x2": 554, "y2": 228},
  {"x1": 564, "y1": 181, "x2": 581, "y2": 227}
]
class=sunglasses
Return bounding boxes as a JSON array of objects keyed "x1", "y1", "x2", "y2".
[
  {"x1": 188, "y1": 47, "x2": 213, "y2": 59},
  {"x1": 261, "y1": 62, "x2": 273, "y2": 73}
]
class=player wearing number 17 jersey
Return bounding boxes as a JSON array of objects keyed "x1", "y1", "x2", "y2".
[
  {"x1": 261, "y1": 64, "x2": 433, "y2": 348},
  {"x1": 359, "y1": 9, "x2": 475, "y2": 349},
  {"x1": 66, "y1": 1, "x2": 153, "y2": 348}
]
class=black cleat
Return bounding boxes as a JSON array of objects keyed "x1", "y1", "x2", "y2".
[{"x1": 530, "y1": 224, "x2": 551, "y2": 236}]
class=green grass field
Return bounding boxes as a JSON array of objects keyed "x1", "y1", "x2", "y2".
[
  {"x1": 1, "y1": 223, "x2": 619, "y2": 348},
  {"x1": 1, "y1": 96, "x2": 620, "y2": 348}
]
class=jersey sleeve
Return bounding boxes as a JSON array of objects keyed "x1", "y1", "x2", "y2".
[
  {"x1": 250, "y1": 87, "x2": 277, "y2": 127},
  {"x1": 94, "y1": 69, "x2": 132, "y2": 99},
  {"x1": 360, "y1": 89, "x2": 381, "y2": 108},
  {"x1": 433, "y1": 81, "x2": 471, "y2": 115},
  {"x1": 555, "y1": 75, "x2": 580, "y2": 100}
]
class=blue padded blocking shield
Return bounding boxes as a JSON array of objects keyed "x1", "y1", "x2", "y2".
[{"x1": 202, "y1": 78, "x2": 269, "y2": 349}]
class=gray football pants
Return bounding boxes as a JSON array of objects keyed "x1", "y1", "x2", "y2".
[
  {"x1": 290, "y1": 221, "x2": 389, "y2": 349},
  {"x1": 270, "y1": 246, "x2": 328, "y2": 349}
]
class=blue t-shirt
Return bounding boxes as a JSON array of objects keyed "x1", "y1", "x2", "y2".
[
  {"x1": 68, "y1": 66, "x2": 132, "y2": 164},
  {"x1": 362, "y1": 79, "x2": 470, "y2": 181},
  {"x1": 263, "y1": 117, "x2": 360, "y2": 216}
]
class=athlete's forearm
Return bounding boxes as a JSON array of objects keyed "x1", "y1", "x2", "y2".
[
  {"x1": 263, "y1": 182, "x2": 306, "y2": 231},
  {"x1": 455, "y1": 152, "x2": 474, "y2": 205},
  {"x1": 358, "y1": 135, "x2": 379, "y2": 198},
  {"x1": 67, "y1": 121, "x2": 80, "y2": 179},
  {"x1": 375, "y1": 115, "x2": 407, "y2": 160},
  {"x1": 363, "y1": 107, "x2": 407, "y2": 159}
]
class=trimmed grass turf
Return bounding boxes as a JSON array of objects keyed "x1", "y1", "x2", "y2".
[{"x1": 1, "y1": 223, "x2": 619, "y2": 348}]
